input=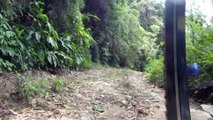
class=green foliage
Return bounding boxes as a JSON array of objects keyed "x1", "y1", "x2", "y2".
[
  {"x1": 184, "y1": 3, "x2": 213, "y2": 102},
  {"x1": 88, "y1": 0, "x2": 161, "y2": 70},
  {"x1": 0, "y1": 13, "x2": 18, "y2": 72},
  {"x1": 0, "y1": 0, "x2": 29, "y2": 21},
  {"x1": 24, "y1": 1, "x2": 75, "y2": 69},
  {"x1": 52, "y1": 79, "x2": 66, "y2": 93},
  {"x1": 44, "y1": 0, "x2": 93, "y2": 69},
  {"x1": 0, "y1": 0, "x2": 93, "y2": 72},
  {"x1": 0, "y1": 0, "x2": 14, "y2": 16},
  {"x1": 186, "y1": 14, "x2": 213, "y2": 87},
  {"x1": 137, "y1": 0, "x2": 164, "y2": 32},
  {"x1": 14, "y1": 74, "x2": 47, "y2": 102},
  {"x1": 144, "y1": 57, "x2": 164, "y2": 87}
]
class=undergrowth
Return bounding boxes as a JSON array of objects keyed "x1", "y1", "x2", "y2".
[
  {"x1": 52, "y1": 79, "x2": 67, "y2": 93},
  {"x1": 144, "y1": 57, "x2": 164, "y2": 87},
  {"x1": 13, "y1": 74, "x2": 67, "y2": 105}
]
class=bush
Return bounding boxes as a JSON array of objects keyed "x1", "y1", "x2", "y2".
[
  {"x1": 144, "y1": 57, "x2": 164, "y2": 87},
  {"x1": 14, "y1": 74, "x2": 47, "y2": 102},
  {"x1": 52, "y1": 79, "x2": 66, "y2": 93}
]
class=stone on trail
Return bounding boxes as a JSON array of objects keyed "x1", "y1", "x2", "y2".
[
  {"x1": 190, "y1": 109, "x2": 212, "y2": 120},
  {"x1": 201, "y1": 104, "x2": 213, "y2": 116},
  {"x1": 80, "y1": 111, "x2": 94, "y2": 120}
]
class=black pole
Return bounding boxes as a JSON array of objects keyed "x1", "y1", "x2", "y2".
[{"x1": 165, "y1": 0, "x2": 191, "y2": 120}]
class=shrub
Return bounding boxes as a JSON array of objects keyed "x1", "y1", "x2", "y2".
[
  {"x1": 144, "y1": 57, "x2": 164, "y2": 87},
  {"x1": 14, "y1": 74, "x2": 47, "y2": 102},
  {"x1": 52, "y1": 79, "x2": 66, "y2": 93}
]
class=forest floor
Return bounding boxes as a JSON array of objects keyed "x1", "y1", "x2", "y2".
[{"x1": 0, "y1": 66, "x2": 212, "y2": 120}]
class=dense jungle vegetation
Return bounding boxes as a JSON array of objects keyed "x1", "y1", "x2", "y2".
[{"x1": 0, "y1": 0, "x2": 212, "y2": 102}]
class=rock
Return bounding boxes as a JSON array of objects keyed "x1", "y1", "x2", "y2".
[
  {"x1": 126, "y1": 111, "x2": 135, "y2": 118},
  {"x1": 201, "y1": 104, "x2": 213, "y2": 116},
  {"x1": 190, "y1": 109, "x2": 212, "y2": 120},
  {"x1": 47, "y1": 103, "x2": 57, "y2": 111},
  {"x1": 97, "y1": 117, "x2": 107, "y2": 120},
  {"x1": 192, "y1": 81, "x2": 213, "y2": 102},
  {"x1": 100, "y1": 95, "x2": 105, "y2": 98},
  {"x1": 9, "y1": 109, "x2": 18, "y2": 115},
  {"x1": 145, "y1": 99, "x2": 151, "y2": 104},
  {"x1": 35, "y1": 98, "x2": 47, "y2": 107},
  {"x1": 80, "y1": 111, "x2": 93, "y2": 120},
  {"x1": 153, "y1": 104, "x2": 160, "y2": 109},
  {"x1": 121, "y1": 100, "x2": 128, "y2": 105},
  {"x1": 91, "y1": 100, "x2": 101, "y2": 105},
  {"x1": 35, "y1": 98, "x2": 57, "y2": 110},
  {"x1": 0, "y1": 109, "x2": 3, "y2": 113},
  {"x1": 131, "y1": 100, "x2": 138, "y2": 107},
  {"x1": 126, "y1": 95, "x2": 133, "y2": 100},
  {"x1": 150, "y1": 92, "x2": 164, "y2": 101}
]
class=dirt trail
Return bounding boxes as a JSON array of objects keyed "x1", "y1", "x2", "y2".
[
  {"x1": 71, "y1": 67, "x2": 166, "y2": 120},
  {"x1": 0, "y1": 66, "x2": 210, "y2": 120}
]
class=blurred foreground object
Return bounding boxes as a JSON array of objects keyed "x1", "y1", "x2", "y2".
[
  {"x1": 187, "y1": 63, "x2": 199, "y2": 76},
  {"x1": 165, "y1": 0, "x2": 191, "y2": 120}
]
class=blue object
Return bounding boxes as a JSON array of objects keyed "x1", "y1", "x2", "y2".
[{"x1": 187, "y1": 63, "x2": 199, "y2": 76}]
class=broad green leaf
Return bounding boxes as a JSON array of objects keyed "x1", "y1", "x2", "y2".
[
  {"x1": 35, "y1": 32, "x2": 41, "y2": 41},
  {"x1": 37, "y1": 13, "x2": 49, "y2": 22},
  {"x1": 17, "y1": 29, "x2": 24, "y2": 39},
  {"x1": 47, "y1": 36, "x2": 58, "y2": 49},
  {"x1": 47, "y1": 55, "x2": 52, "y2": 65},
  {"x1": 6, "y1": 31, "x2": 16, "y2": 38}
]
